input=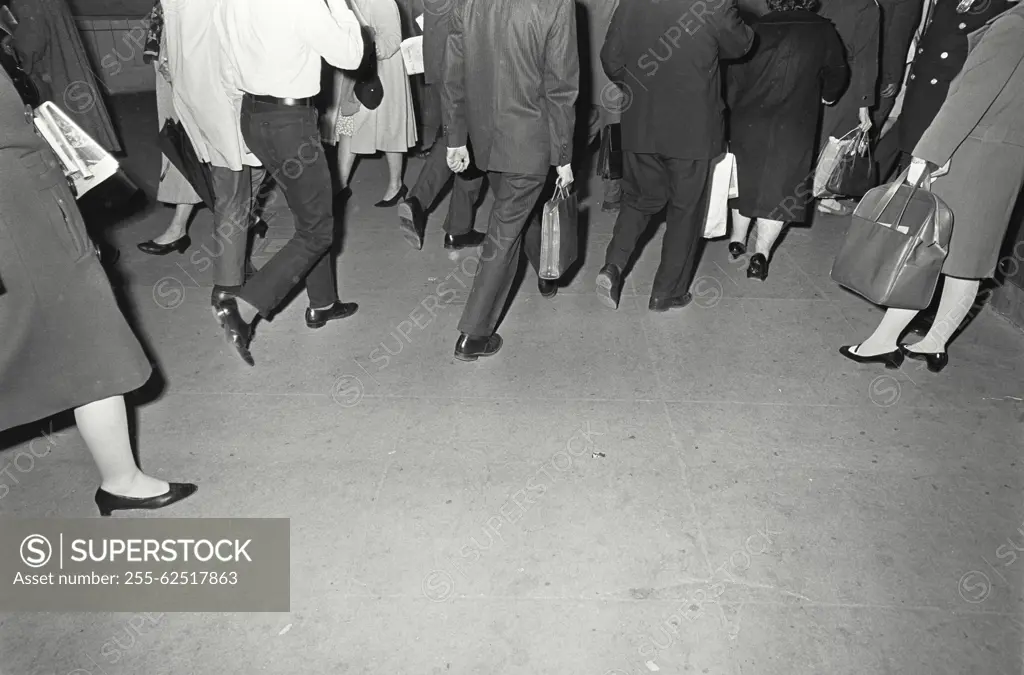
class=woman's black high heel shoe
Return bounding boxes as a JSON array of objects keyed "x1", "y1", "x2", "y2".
[
  {"x1": 899, "y1": 344, "x2": 949, "y2": 372},
  {"x1": 375, "y1": 185, "x2": 407, "y2": 208},
  {"x1": 252, "y1": 218, "x2": 269, "y2": 239},
  {"x1": 839, "y1": 344, "x2": 905, "y2": 369},
  {"x1": 137, "y1": 235, "x2": 191, "y2": 256},
  {"x1": 728, "y1": 241, "x2": 746, "y2": 259},
  {"x1": 95, "y1": 483, "x2": 198, "y2": 516},
  {"x1": 746, "y1": 253, "x2": 769, "y2": 281}
]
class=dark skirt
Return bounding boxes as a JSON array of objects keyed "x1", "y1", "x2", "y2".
[{"x1": 0, "y1": 149, "x2": 151, "y2": 432}]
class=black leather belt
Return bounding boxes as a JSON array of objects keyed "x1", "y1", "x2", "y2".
[{"x1": 248, "y1": 94, "x2": 314, "y2": 107}]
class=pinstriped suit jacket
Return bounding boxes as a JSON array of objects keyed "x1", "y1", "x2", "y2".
[{"x1": 441, "y1": 0, "x2": 579, "y2": 175}]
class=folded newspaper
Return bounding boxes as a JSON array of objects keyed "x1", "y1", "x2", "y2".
[
  {"x1": 400, "y1": 35, "x2": 424, "y2": 76},
  {"x1": 33, "y1": 101, "x2": 119, "y2": 199}
]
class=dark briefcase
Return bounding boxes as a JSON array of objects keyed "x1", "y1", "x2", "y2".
[{"x1": 598, "y1": 123, "x2": 622, "y2": 181}]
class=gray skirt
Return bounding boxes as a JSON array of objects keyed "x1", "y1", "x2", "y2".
[{"x1": 933, "y1": 135, "x2": 1024, "y2": 279}]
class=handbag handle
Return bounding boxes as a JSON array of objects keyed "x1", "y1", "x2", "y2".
[
  {"x1": 871, "y1": 167, "x2": 938, "y2": 246},
  {"x1": 868, "y1": 167, "x2": 928, "y2": 222}
]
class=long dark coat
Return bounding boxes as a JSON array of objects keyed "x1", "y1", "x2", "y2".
[
  {"x1": 9, "y1": 0, "x2": 122, "y2": 153},
  {"x1": 818, "y1": 0, "x2": 880, "y2": 145},
  {"x1": 0, "y1": 69, "x2": 150, "y2": 433},
  {"x1": 727, "y1": 10, "x2": 848, "y2": 222}
]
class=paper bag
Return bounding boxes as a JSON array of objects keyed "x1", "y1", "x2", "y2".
[
  {"x1": 539, "y1": 185, "x2": 579, "y2": 280},
  {"x1": 703, "y1": 152, "x2": 738, "y2": 239}
]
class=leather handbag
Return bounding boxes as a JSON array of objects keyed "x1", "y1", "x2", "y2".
[
  {"x1": 597, "y1": 123, "x2": 622, "y2": 180},
  {"x1": 830, "y1": 168, "x2": 952, "y2": 310},
  {"x1": 825, "y1": 128, "x2": 876, "y2": 198},
  {"x1": 539, "y1": 184, "x2": 579, "y2": 280}
]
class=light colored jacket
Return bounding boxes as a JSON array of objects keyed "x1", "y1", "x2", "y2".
[{"x1": 164, "y1": 0, "x2": 259, "y2": 170}]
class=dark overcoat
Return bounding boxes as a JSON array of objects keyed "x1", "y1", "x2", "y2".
[
  {"x1": 818, "y1": 0, "x2": 880, "y2": 144},
  {"x1": 728, "y1": 10, "x2": 848, "y2": 222},
  {"x1": 0, "y1": 69, "x2": 149, "y2": 433},
  {"x1": 598, "y1": 0, "x2": 753, "y2": 160},
  {"x1": 601, "y1": 0, "x2": 754, "y2": 160},
  {"x1": 9, "y1": 0, "x2": 122, "y2": 153},
  {"x1": 898, "y1": 0, "x2": 1011, "y2": 153}
]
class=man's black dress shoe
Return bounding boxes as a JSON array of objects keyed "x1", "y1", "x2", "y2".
[
  {"x1": 444, "y1": 230, "x2": 486, "y2": 250},
  {"x1": 214, "y1": 298, "x2": 254, "y2": 366},
  {"x1": 596, "y1": 263, "x2": 622, "y2": 309},
  {"x1": 305, "y1": 301, "x2": 359, "y2": 329},
  {"x1": 649, "y1": 293, "x2": 692, "y2": 312},
  {"x1": 397, "y1": 196, "x2": 426, "y2": 249},
  {"x1": 899, "y1": 344, "x2": 949, "y2": 372},
  {"x1": 538, "y1": 277, "x2": 558, "y2": 298},
  {"x1": 747, "y1": 253, "x2": 769, "y2": 281},
  {"x1": 138, "y1": 235, "x2": 191, "y2": 255},
  {"x1": 95, "y1": 483, "x2": 198, "y2": 517},
  {"x1": 454, "y1": 333, "x2": 503, "y2": 361},
  {"x1": 211, "y1": 286, "x2": 240, "y2": 324},
  {"x1": 375, "y1": 185, "x2": 408, "y2": 208},
  {"x1": 728, "y1": 241, "x2": 746, "y2": 259},
  {"x1": 838, "y1": 344, "x2": 905, "y2": 370},
  {"x1": 333, "y1": 187, "x2": 353, "y2": 223}
]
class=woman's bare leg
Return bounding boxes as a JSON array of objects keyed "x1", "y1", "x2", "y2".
[
  {"x1": 753, "y1": 218, "x2": 785, "y2": 258},
  {"x1": 382, "y1": 151, "x2": 404, "y2": 201},
  {"x1": 906, "y1": 276, "x2": 980, "y2": 353},
  {"x1": 74, "y1": 396, "x2": 169, "y2": 498},
  {"x1": 336, "y1": 135, "x2": 357, "y2": 190},
  {"x1": 152, "y1": 204, "x2": 194, "y2": 245},
  {"x1": 730, "y1": 209, "x2": 752, "y2": 247},
  {"x1": 853, "y1": 307, "x2": 919, "y2": 357}
]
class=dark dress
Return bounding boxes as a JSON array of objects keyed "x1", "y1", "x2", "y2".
[
  {"x1": 898, "y1": 0, "x2": 1011, "y2": 153},
  {"x1": 728, "y1": 10, "x2": 848, "y2": 222},
  {"x1": 0, "y1": 69, "x2": 151, "y2": 433}
]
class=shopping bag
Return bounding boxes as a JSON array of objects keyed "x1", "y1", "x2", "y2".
[
  {"x1": 825, "y1": 129, "x2": 876, "y2": 197},
  {"x1": 830, "y1": 168, "x2": 952, "y2": 310},
  {"x1": 703, "y1": 152, "x2": 738, "y2": 239},
  {"x1": 539, "y1": 184, "x2": 579, "y2": 280},
  {"x1": 813, "y1": 127, "x2": 859, "y2": 198},
  {"x1": 597, "y1": 123, "x2": 622, "y2": 180}
]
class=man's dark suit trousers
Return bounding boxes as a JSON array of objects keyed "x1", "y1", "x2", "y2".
[
  {"x1": 409, "y1": 83, "x2": 485, "y2": 235},
  {"x1": 237, "y1": 96, "x2": 338, "y2": 316},
  {"x1": 458, "y1": 172, "x2": 547, "y2": 337},
  {"x1": 605, "y1": 152, "x2": 712, "y2": 301}
]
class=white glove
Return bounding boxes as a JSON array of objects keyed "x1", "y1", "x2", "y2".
[
  {"x1": 907, "y1": 158, "x2": 928, "y2": 185},
  {"x1": 555, "y1": 164, "x2": 574, "y2": 189},
  {"x1": 858, "y1": 107, "x2": 872, "y2": 132},
  {"x1": 447, "y1": 146, "x2": 470, "y2": 173}
]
